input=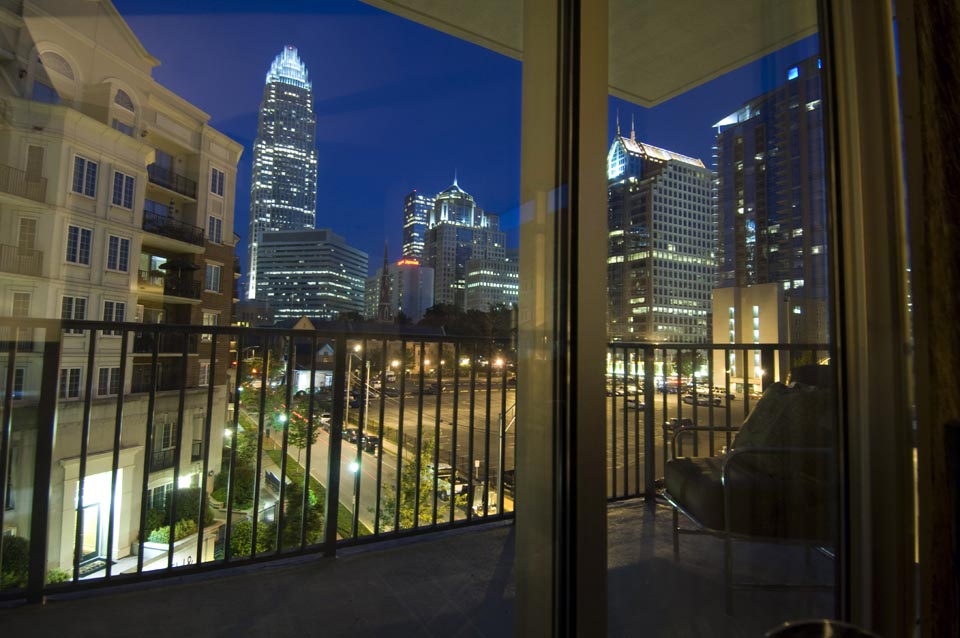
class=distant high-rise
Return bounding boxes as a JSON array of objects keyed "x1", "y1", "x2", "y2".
[
  {"x1": 606, "y1": 125, "x2": 716, "y2": 342},
  {"x1": 424, "y1": 178, "x2": 506, "y2": 309},
  {"x1": 402, "y1": 190, "x2": 434, "y2": 260},
  {"x1": 247, "y1": 46, "x2": 318, "y2": 300},
  {"x1": 257, "y1": 229, "x2": 367, "y2": 321},
  {"x1": 713, "y1": 56, "x2": 827, "y2": 345},
  {"x1": 365, "y1": 258, "x2": 436, "y2": 323}
]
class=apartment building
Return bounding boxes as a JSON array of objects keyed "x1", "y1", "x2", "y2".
[{"x1": 0, "y1": 0, "x2": 241, "y2": 575}]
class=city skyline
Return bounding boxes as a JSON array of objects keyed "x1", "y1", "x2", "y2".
[{"x1": 114, "y1": 0, "x2": 817, "y2": 281}]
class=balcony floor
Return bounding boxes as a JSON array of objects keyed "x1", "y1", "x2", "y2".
[{"x1": 0, "y1": 501, "x2": 832, "y2": 637}]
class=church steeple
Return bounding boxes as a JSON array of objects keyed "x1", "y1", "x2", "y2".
[{"x1": 378, "y1": 240, "x2": 392, "y2": 322}]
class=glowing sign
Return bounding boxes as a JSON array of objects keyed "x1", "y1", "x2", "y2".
[{"x1": 397, "y1": 258, "x2": 420, "y2": 266}]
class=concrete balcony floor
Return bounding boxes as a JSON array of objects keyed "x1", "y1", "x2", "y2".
[{"x1": 0, "y1": 501, "x2": 832, "y2": 637}]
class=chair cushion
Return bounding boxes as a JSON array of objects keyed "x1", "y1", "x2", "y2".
[{"x1": 664, "y1": 456, "x2": 725, "y2": 529}]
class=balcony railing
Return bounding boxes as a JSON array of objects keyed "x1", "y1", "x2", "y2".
[
  {"x1": 0, "y1": 244, "x2": 42, "y2": 277},
  {"x1": 0, "y1": 315, "x2": 826, "y2": 606},
  {"x1": 0, "y1": 162, "x2": 46, "y2": 202},
  {"x1": 147, "y1": 163, "x2": 197, "y2": 198},
  {"x1": 132, "y1": 331, "x2": 200, "y2": 355},
  {"x1": 142, "y1": 211, "x2": 205, "y2": 247},
  {"x1": 137, "y1": 269, "x2": 202, "y2": 300},
  {"x1": 150, "y1": 448, "x2": 176, "y2": 472}
]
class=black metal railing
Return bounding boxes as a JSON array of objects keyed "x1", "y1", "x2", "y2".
[
  {"x1": 0, "y1": 318, "x2": 516, "y2": 603},
  {"x1": 147, "y1": 164, "x2": 197, "y2": 198},
  {"x1": 0, "y1": 162, "x2": 46, "y2": 202},
  {"x1": 142, "y1": 211, "x2": 204, "y2": 247},
  {"x1": 132, "y1": 332, "x2": 199, "y2": 355},
  {"x1": 137, "y1": 269, "x2": 202, "y2": 300},
  {"x1": 0, "y1": 244, "x2": 42, "y2": 277},
  {"x1": 150, "y1": 449, "x2": 176, "y2": 472},
  {"x1": 0, "y1": 316, "x2": 827, "y2": 604}
]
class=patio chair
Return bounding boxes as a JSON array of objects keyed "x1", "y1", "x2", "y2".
[{"x1": 661, "y1": 365, "x2": 836, "y2": 613}]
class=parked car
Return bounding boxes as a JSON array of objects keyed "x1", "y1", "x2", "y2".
[
  {"x1": 681, "y1": 392, "x2": 721, "y2": 407},
  {"x1": 362, "y1": 435, "x2": 380, "y2": 453},
  {"x1": 343, "y1": 427, "x2": 359, "y2": 443}
]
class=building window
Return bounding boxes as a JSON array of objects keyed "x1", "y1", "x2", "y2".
[
  {"x1": 112, "y1": 119, "x2": 134, "y2": 136},
  {"x1": 102, "y1": 300, "x2": 125, "y2": 336},
  {"x1": 59, "y1": 367, "x2": 81, "y2": 400},
  {"x1": 32, "y1": 80, "x2": 60, "y2": 104},
  {"x1": 149, "y1": 482, "x2": 172, "y2": 510},
  {"x1": 112, "y1": 171, "x2": 135, "y2": 209},
  {"x1": 97, "y1": 367, "x2": 121, "y2": 396},
  {"x1": 114, "y1": 89, "x2": 135, "y2": 112},
  {"x1": 158, "y1": 422, "x2": 177, "y2": 450},
  {"x1": 61, "y1": 295, "x2": 87, "y2": 335},
  {"x1": 71, "y1": 156, "x2": 98, "y2": 197},
  {"x1": 208, "y1": 215, "x2": 223, "y2": 244},
  {"x1": 199, "y1": 362, "x2": 210, "y2": 386},
  {"x1": 205, "y1": 263, "x2": 222, "y2": 293},
  {"x1": 211, "y1": 167, "x2": 224, "y2": 197},
  {"x1": 12, "y1": 368, "x2": 25, "y2": 400},
  {"x1": 106, "y1": 235, "x2": 130, "y2": 272},
  {"x1": 65, "y1": 225, "x2": 92, "y2": 265},
  {"x1": 12, "y1": 292, "x2": 32, "y2": 349},
  {"x1": 201, "y1": 311, "x2": 218, "y2": 342}
]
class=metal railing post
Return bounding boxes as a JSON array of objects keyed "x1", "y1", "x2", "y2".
[
  {"x1": 643, "y1": 346, "x2": 656, "y2": 500},
  {"x1": 26, "y1": 332, "x2": 61, "y2": 603},
  {"x1": 323, "y1": 334, "x2": 347, "y2": 554}
]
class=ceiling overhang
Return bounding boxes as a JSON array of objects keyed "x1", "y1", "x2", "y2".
[{"x1": 361, "y1": 0, "x2": 817, "y2": 107}]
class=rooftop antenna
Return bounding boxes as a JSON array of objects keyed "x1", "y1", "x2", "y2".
[
  {"x1": 453, "y1": 169, "x2": 458, "y2": 187},
  {"x1": 630, "y1": 113, "x2": 636, "y2": 141},
  {"x1": 616, "y1": 109, "x2": 621, "y2": 136}
]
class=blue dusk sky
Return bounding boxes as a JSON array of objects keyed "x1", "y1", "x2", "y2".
[{"x1": 112, "y1": 0, "x2": 817, "y2": 277}]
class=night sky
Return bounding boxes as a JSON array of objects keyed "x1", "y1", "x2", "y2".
[{"x1": 113, "y1": 0, "x2": 817, "y2": 278}]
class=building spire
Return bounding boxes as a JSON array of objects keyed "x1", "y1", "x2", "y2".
[
  {"x1": 378, "y1": 239, "x2": 392, "y2": 322},
  {"x1": 616, "y1": 109, "x2": 621, "y2": 135},
  {"x1": 630, "y1": 113, "x2": 636, "y2": 141},
  {"x1": 453, "y1": 169, "x2": 458, "y2": 188}
]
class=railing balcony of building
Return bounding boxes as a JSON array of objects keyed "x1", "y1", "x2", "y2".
[
  {"x1": 147, "y1": 164, "x2": 198, "y2": 199},
  {"x1": 150, "y1": 449, "x2": 176, "y2": 472},
  {"x1": 0, "y1": 162, "x2": 46, "y2": 202},
  {"x1": 0, "y1": 244, "x2": 42, "y2": 277},
  {"x1": 132, "y1": 331, "x2": 200, "y2": 356},
  {"x1": 142, "y1": 211, "x2": 205, "y2": 247},
  {"x1": 0, "y1": 315, "x2": 827, "y2": 609},
  {"x1": 137, "y1": 269, "x2": 203, "y2": 301}
]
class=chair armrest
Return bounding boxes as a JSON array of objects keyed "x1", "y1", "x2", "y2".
[{"x1": 669, "y1": 426, "x2": 741, "y2": 460}]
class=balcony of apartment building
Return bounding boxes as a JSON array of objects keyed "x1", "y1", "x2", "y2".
[
  {"x1": 141, "y1": 199, "x2": 205, "y2": 253},
  {"x1": 136, "y1": 267, "x2": 202, "y2": 303},
  {"x1": 146, "y1": 147, "x2": 198, "y2": 200},
  {"x1": 0, "y1": 161, "x2": 46, "y2": 203},
  {"x1": 0, "y1": 243, "x2": 42, "y2": 277}
]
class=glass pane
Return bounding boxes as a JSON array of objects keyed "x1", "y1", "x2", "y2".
[{"x1": 606, "y1": 6, "x2": 837, "y2": 635}]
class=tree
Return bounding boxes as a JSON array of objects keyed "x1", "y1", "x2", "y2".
[
  {"x1": 286, "y1": 415, "x2": 318, "y2": 465},
  {"x1": 669, "y1": 350, "x2": 707, "y2": 378},
  {"x1": 380, "y1": 438, "x2": 465, "y2": 531},
  {"x1": 279, "y1": 481, "x2": 323, "y2": 547},
  {"x1": 394, "y1": 310, "x2": 412, "y2": 326}
]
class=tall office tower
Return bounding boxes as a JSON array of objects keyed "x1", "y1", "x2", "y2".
[
  {"x1": 606, "y1": 124, "x2": 716, "y2": 342},
  {"x1": 0, "y1": 3, "x2": 240, "y2": 573},
  {"x1": 713, "y1": 56, "x2": 828, "y2": 349},
  {"x1": 402, "y1": 190, "x2": 434, "y2": 260},
  {"x1": 715, "y1": 56, "x2": 827, "y2": 303},
  {"x1": 465, "y1": 249, "x2": 519, "y2": 311},
  {"x1": 256, "y1": 229, "x2": 367, "y2": 321},
  {"x1": 247, "y1": 46, "x2": 318, "y2": 300},
  {"x1": 424, "y1": 178, "x2": 506, "y2": 309}
]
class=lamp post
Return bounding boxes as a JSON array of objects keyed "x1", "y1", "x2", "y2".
[{"x1": 345, "y1": 344, "x2": 361, "y2": 426}]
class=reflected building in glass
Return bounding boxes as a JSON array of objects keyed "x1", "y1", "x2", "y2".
[
  {"x1": 247, "y1": 46, "x2": 318, "y2": 300},
  {"x1": 713, "y1": 56, "x2": 828, "y2": 357},
  {"x1": 606, "y1": 124, "x2": 716, "y2": 342}
]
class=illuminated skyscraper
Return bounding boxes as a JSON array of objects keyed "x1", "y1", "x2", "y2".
[
  {"x1": 402, "y1": 190, "x2": 434, "y2": 260},
  {"x1": 606, "y1": 125, "x2": 716, "y2": 342},
  {"x1": 247, "y1": 46, "x2": 317, "y2": 299}
]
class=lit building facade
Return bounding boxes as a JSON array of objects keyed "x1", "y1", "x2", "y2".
[
  {"x1": 402, "y1": 190, "x2": 434, "y2": 261},
  {"x1": 257, "y1": 229, "x2": 367, "y2": 320},
  {"x1": 465, "y1": 251, "x2": 519, "y2": 312},
  {"x1": 606, "y1": 130, "x2": 716, "y2": 342},
  {"x1": 713, "y1": 56, "x2": 828, "y2": 348},
  {"x1": 365, "y1": 258, "x2": 435, "y2": 322},
  {"x1": 0, "y1": 1, "x2": 240, "y2": 573},
  {"x1": 424, "y1": 179, "x2": 506, "y2": 309},
  {"x1": 247, "y1": 46, "x2": 318, "y2": 300}
]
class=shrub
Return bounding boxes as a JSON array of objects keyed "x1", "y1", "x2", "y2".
[
  {"x1": 1, "y1": 536, "x2": 29, "y2": 590},
  {"x1": 147, "y1": 519, "x2": 199, "y2": 544},
  {"x1": 228, "y1": 519, "x2": 276, "y2": 558},
  {"x1": 144, "y1": 507, "x2": 167, "y2": 534},
  {"x1": 45, "y1": 568, "x2": 71, "y2": 585}
]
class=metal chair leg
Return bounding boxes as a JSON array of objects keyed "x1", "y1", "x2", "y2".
[{"x1": 672, "y1": 506, "x2": 680, "y2": 560}]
